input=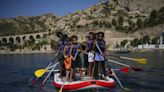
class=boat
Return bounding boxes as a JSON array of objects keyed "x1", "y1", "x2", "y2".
[{"x1": 53, "y1": 71, "x2": 115, "y2": 91}]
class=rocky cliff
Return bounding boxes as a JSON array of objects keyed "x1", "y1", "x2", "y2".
[{"x1": 0, "y1": 0, "x2": 163, "y2": 37}]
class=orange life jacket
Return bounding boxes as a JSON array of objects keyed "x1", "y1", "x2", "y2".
[{"x1": 64, "y1": 56, "x2": 72, "y2": 70}]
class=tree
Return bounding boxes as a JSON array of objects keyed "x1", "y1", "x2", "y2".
[
  {"x1": 149, "y1": 10, "x2": 158, "y2": 21},
  {"x1": 107, "y1": 22, "x2": 112, "y2": 28},
  {"x1": 118, "y1": 16, "x2": 124, "y2": 25},
  {"x1": 131, "y1": 38, "x2": 139, "y2": 47},
  {"x1": 50, "y1": 40, "x2": 57, "y2": 49},
  {"x1": 112, "y1": 18, "x2": 117, "y2": 26},
  {"x1": 151, "y1": 37, "x2": 160, "y2": 44},
  {"x1": 136, "y1": 18, "x2": 143, "y2": 28},
  {"x1": 142, "y1": 35, "x2": 150, "y2": 44}
]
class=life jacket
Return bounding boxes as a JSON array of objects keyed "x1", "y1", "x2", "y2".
[
  {"x1": 86, "y1": 39, "x2": 94, "y2": 52},
  {"x1": 65, "y1": 44, "x2": 71, "y2": 56},
  {"x1": 64, "y1": 55, "x2": 72, "y2": 70},
  {"x1": 72, "y1": 43, "x2": 80, "y2": 56},
  {"x1": 58, "y1": 40, "x2": 67, "y2": 53},
  {"x1": 96, "y1": 39, "x2": 105, "y2": 53}
]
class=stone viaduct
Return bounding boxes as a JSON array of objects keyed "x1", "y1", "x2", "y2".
[{"x1": 0, "y1": 32, "x2": 49, "y2": 46}]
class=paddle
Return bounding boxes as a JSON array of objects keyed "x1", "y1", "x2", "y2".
[
  {"x1": 105, "y1": 59, "x2": 131, "y2": 91},
  {"x1": 31, "y1": 62, "x2": 52, "y2": 85},
  {"x1": 40, "y1": 62, "x2": 59, "y2": 86},
  {"x1": 59, "y1": 71, "x2": 70, "y2": 92},
  {"x1": 34, "y1": 53, "x2": 59, "y2": 78},
  {"x1": 107, "y1": 59, "x2": 143, "y2": 72},
  {"x1": 113, "y1": 67, "x2": 129, "y2": 73},
  {"x1": 34, "y1": 62, "x2": 58, "y2": 78},
  {"x1": 111, "y1": 69, "x2": 131, "y2": 91},
  {"x1": 110, "y1": 55, "x2": 148, "y2": 64}
]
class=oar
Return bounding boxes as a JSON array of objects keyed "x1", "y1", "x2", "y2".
[
  {"x1": 107, "y1": 59, "x2": 143, "y2": 72},
  {"x1": 111, "y1": 69, "x2": 131, "y2": 91},
  {"x1": 41, "y1": 62, "x2": 59, "y2": 86},
  {"x1": 96, "y1": 44, "x2": 131, "y2": 91},
  {"x1": 73, "y1": 49, "x2": 79, "y2": 61},
  {"x1": 34, "y1": 62, "x2": 53, "y2": 78},
  {"x1": 59, "y1": 71, "x2": 70, "y2": 92},
  {"x1": 110, "y1": 55, "x2": 148, "y2": 64},
  {"x1": 113, "y1": 67, "x2": 129, "y2": 73},
  {"x1": 34, "y1": 54, "x2": 59, "y2": 78},
  {"x1": 31, "y1": 63, "x2": 52, "y2": 85}
]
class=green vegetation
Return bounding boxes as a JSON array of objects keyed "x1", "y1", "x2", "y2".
[
  {"x1": 32, "y1": 40, "x2": 48, "y2": 50},
  {"x1": 130, "y1": 35, "x2": 160, "y2": 47},
  {"x1": 50, "y1": 40, "x2": 58, "y2": 50},
  {"x1": 144, "y1": 7, "x2": 164, "y2": 27}
]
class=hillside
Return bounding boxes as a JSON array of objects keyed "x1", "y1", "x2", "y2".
[{"x1": 0, "y1": 0, "x2": 164, "y2": 37}]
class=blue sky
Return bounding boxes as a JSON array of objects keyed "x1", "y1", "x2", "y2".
[{"x1": 0, "y1": 0, "x2": 104, "y2": 19}]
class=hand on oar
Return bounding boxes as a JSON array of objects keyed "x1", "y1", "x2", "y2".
[{"x1": 109, "y1": 55, "x2": 148, "y2": 64}]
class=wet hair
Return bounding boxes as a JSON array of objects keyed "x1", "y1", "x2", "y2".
[
  {"x1": 62, "y1": 34, "x2": 68, "y2": 41},
  {"x1": 98, "y1": 32, "x2": 104, "y2": 38},
  {"x1": 89, "y1": 32, "x2": 94, "y2": 35},
  {"x1": 56, "y1": 32, "x2": 62, "y2": 38},
  {"x1": 71, "y1": 35, "x2": 78, "y2": 40},
  {"x1": 94, "y1": 32, "x2": 99, "y2": 40}
]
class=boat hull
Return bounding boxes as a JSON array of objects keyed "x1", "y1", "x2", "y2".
[{"x1": 53, "y1": 73, "x2": 115, "y2": 91}]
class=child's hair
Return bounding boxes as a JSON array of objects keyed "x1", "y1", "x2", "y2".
[
  {"x1": 98, "y1": 32, "x2": 105, "y2": 38},
  {"x1": 89, "y1": 32, "x2": 94, "y2": 35},
  {"x1": 71, "y1": 35, "x2": 78, "y2": 40},
  {"x1": 56, "y1": 32, "x2": 62, "y2": 38},
  {"x1": 62, "y1": 34, "x2": 68, "y2": 41}
]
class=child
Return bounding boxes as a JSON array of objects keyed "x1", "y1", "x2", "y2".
[
  {"x1": 93, "y1": 32, "x2": 106, "y2": 79},
  {"x1": 56, "y1": 32, "x2": 67, "y2": 78},
  {"x1": 63, "y1": 38, "x2": 72, "y2": 70},
  {"x1": 86, "y1": 32, "x2": 95, "y2": 77},
  {"x1": 69, "y1": 35, "x2": 82, "y2": 81}
]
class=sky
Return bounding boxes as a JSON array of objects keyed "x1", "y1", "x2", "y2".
[{"x1": 0, "y1": 0, "x2": 103, "y2": 19}]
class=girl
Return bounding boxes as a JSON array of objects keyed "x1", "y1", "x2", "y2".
[
  {"x1": 93, "y1": 32, "x2": 106, "y2": 79},
  {"x1": 69, "y1": 35, "x2": 82, "y2": 81},
  {"x1": 86, "y1": 32, "x2": 95, "y2": 77}
]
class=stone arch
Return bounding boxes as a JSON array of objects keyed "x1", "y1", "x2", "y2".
[
  {"x1": 16, "y1": 37, "x2": 21, "y2": 43},
  {"x1": 29, "y1": 35, "x2": 34, "y2": 40},
  {"x1": 22, "y1": 36, "x2": 26, "y2": 40},
  {"x1": 36, "y1": 34, "x2": 41, "y2": 39},
  {"x1": 9, "y1": 37, "x2": 14, "y2": 44},
  {"x1": 2, "y1": 38, "x2": 7, "y2": 43}
]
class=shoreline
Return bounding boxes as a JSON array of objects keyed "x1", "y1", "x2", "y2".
[
  {"x1": 0, "y1": 50, "x2": 56, "y2": 54},
  {"x1": 0, "y1": 49, "x2": 163, "y2": 55}
]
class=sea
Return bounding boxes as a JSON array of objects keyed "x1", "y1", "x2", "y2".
[{"x1": 0, "y1": 51, "x2": 164, "y2": 92}]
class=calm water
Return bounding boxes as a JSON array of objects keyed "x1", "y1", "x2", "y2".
[{"x1": 0, "y1": 51, "x2": 164, "y2": 92}]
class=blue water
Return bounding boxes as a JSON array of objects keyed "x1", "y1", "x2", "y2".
[{"x1": 0, "y1": 51, "x2": 164, "y2": 92}]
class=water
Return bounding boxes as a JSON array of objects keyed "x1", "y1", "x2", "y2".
[{"x1": 0, "y1": 51, "x2": 164, "y2": 92}]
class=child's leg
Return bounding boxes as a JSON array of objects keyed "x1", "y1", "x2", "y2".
[
  {"x1": 101, "y1": 61, "x2": 106, "y2": 76},
  {"x1": 69, "y1": 68, "x2": 74, "y2": 81},
  {"x1": 93, "y1": 61, "x2": 99, "y2": 79}
]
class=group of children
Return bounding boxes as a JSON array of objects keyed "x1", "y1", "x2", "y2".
[{"x1": 56, "y1": 31, "x2": 109, "y2": 81}]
